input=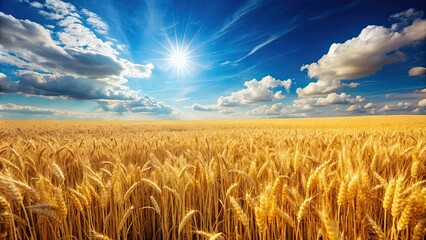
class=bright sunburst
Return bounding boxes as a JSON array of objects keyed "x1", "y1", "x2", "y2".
[
  {"x1": 156, "y1": 24, "x2": 201, "y2": 76},
  {"x1": 167, "y1": 46, "x2": 191, "y2": 74}
]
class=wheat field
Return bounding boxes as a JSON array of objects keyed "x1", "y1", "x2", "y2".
[{"x1": 0, "y1": 115, "x2": 425, "y2": 240}]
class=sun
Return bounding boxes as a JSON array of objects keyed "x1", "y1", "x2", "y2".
[
  {"x1": 156, "y1": 24, "x2": 202, "y2": 76},
  {"x1": 167, "y1": 46, "x2": 190, "y2": 73}
]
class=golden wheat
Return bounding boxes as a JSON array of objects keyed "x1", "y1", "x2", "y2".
[{"x1": 0, "y1": 116, "x2": 424, "y2": 239}]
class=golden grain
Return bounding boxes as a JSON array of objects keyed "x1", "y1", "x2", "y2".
[
  {"x1": 0, "y1": 116, "x2": 423, "y2": 239},
  {"x1": 178, "y1": 209, "x2": 198, "y2": 233}
]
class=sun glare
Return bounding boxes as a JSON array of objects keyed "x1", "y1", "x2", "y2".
[
  {"x1": 167, "y1": 47, "x2": 190, "y2": 73},
  {"x1": 157, "y1": 26, "x2": 200, "y2": 76}
]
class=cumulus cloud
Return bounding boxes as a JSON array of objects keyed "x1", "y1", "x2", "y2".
[
  {"x1": 298, "y1": 9, "x2": 426, "y2": 97},
  {"x1": 0, "y1": 2, "x2": 169, "y2": 116},
  {"x1": 247, "y1": 103, "x2": 284, "y2": 115},
  {"x1": 217, "y1": 75, "x2": 292, "y2": 107},
  {"x1": 364, "y1": 103, "x2": 376, "y2": 109},
  {"x1": 349, "y1": 101, "x2": 425, "y2": 115},
  {"x1": 247, "y1": 92, "x2": 367, "y2": 117},
  {"x1": 81, "y1": 8, "x2": 109, "y2": 35},
  {"x1": 418, "y1": 99, "x2": 426, "y2": 107},
  {"x1": 343, "y1": 101, "x2": 426, "y2": 115},
  {"x1": 342, "y1": 82, "x2": 360, "y2": 88},
  {"x1": 315, "y1": 93, "x2": 365, "y2": 106},
  {"x1": 42, "y1": 0, "x2": 79, "y2": 20},
  {"x1": 30, "y1": 1, "x2": 44, "y2": 9},
  {"x1": 345, "y1": 104, "x2": 366, "y2": 114},
  {"x1": 294, "y1": 92, "x2": 365, "y2": 107},
  {"x1": 247, "y1": 103, "x2": 319, "y2": 117},
  {"x1": 0, "y1": 103, "x2": 70, "y2": 115},
  {"x1": 0, "y1": 12, "x2": 68, "y2": 63},
  {"x1": 0, "y1": 12, "x2": 154, "y2": 79},
  {"x1": 56, "y1": 18, "x2": 118, "y2": 59},
  {"x1": 98, "y1": 95, "x2": 174, "y2": 115},
  {"x1": 248, "y1": 97, "x2": 424, "y2": 117},
  {"x1": 296, "y1": 80, "x2": 342, "y2": 97},
  {"x1": 184, "y1": 103, "x2": 235, "y2": 114},
  {"x1": 0, "y1": 71, "x2": 138, "y2": 100},
  {"x1": 408, "y1": 66, "x2": 426, "y2": 76},
  {"x1": 0, "y1": 102, "x2": 178, "y2": 120},
  {"x1": 186, "y1": 104, "x2": 219, "y2": 111},
  {"x1": 379, "y1": 102, "x2": 418, "y2": 113},
  {"x1": 121, "y1": 60, "x2": 154, "y2": 78}
]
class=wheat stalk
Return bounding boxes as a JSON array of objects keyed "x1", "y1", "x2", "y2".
[
  {"x1": 229, "y1": 196, "x2": 249, "y2": 227},
  {"x1": 179, "y1": 210, "x2": 198, "y2": 233},
  {"x1": 117, "y1": 205, "x2": 134, "y2": 233}
]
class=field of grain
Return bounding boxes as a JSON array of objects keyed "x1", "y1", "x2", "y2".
[{"x1": 0, "y1": 116, "x2": 425, "y2": 240}]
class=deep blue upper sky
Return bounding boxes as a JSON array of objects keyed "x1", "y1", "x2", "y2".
[{"x1": 0, "y1": 0, "x2": 425, "y2": 119}]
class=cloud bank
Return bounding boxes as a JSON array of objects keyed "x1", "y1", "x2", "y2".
[
  {"x1": 297, "y1": 10, "x2": 426, "y2": 97},
  {"x1": 217, "y1": 75, "x2": 291, "y2": 107},
  {"x1": 0, "y1": 0, "x2": 174, "y2": 117}
]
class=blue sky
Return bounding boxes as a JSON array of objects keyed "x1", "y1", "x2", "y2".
[{"x1": 0, "y1": 0, "x2": 425, "y2": 119}]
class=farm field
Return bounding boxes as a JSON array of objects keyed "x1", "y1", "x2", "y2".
[{"x1": 0, "y1": 115, "x2": 425, "y2": 240}]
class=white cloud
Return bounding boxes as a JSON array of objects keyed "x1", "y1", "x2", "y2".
[
  {"x1": 342, "y1": 82, "x2": 360, "y2": 88},
  {"x1": 0, "y1": 71, "x2": 138, "y2": 100},
  {"x1": 30, "y1": 1, "x2": 43, "y2": 9},
  {"x1": 39, "y1": 10, "x2": 64, "y2": 20},
  {"x1": 0, "y1": 11, "x2": 153, "y2": 87},
  {"x1": 315, "y1": 93, "x2": 365, "y2": 106},
  {"x1": 246, "y1": 91, "x2": 367, "y2": 117},
  {"x1": 185, "y1": 103, "x2": 235, "y2": 114},
  {"x1": 176, "y1": 97, "x2": 190, "y2": 102},
  {"x1": 0, "y1": 12, "x2": 125, "y2": 78},
  {"x1": 0, "y1": 103, "x2": 96, "y2": 120},
  {"x1": 56, "y1": 19, "x2": 118, "y2": 58},
  {"x1": 217, "y1": 75, "x2": 292, "y2": 107},
  {"x1": 408, "y1": 66, "x2": 426, "y2": 76},
  {"x1": 97, "y1": 95, "x2": 175, "y2": 115},
  {"x1": 0, "y1": 103, "x2": 177, "y2": 120},
  {"x1": 81, "y1": 8, "x2": 109, "y2": 35},
  {"x1": 298, "y1": 10, "x2": 426, "y2": 97},
  {"x1": 248, "y1": 92, "x2": 367, "y2": 117},
  {"x1": 296, "y1": 80, "x2": 342, "y2": 97},
  {"x1": 364, "y1": 103, "x2": 376, "y2": 109},
  {"x1": 0, "y1": 8, "x2": 172, "y2": 116},
  {"x1": 379, "y1": 102, "x2": 417, "y2": 113},
  {"x1": 43, "y1": 0, "x2": 78, "y2": 20},
  {"x1": 390, "y1": 8, "x2": 424, "y2": 27},
  {"x1": 186, "y1": 104, "x2": 219, "y2": 111},
  {"x1": 247, "y1": 103, "x2": 283, "y2": 115},
  {"x1": 247, "y1": 103, "x2": 319, "y2": 117},
  {"x1": 215, "y1": 0, "x2": 263, "y2": 37},
  {"x1": 120, "y1": 60, "x2": 154, "y2": 78},
  {"x1": 349, "y1": 101, "x2": 425, "y2": 115},
  {"x1": 0, "y1": 103, "x2": 71, "y2": 115},
  {"x1": 247, "y1": 98, "x2": 425, "y2": 117},
  {"x1": 345, "y1": 104, "x2": 366, "y2": 113},
  {"x1": 236, "y1": 34, "x2": 281, "y2": 62},
  {"x1": 294, "y1": 92, "x2": 366, "y2": 107}
]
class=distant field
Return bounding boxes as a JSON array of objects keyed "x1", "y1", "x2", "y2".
[{"x1": 0, "y1": 116, "x2": 425, "y2": 239}]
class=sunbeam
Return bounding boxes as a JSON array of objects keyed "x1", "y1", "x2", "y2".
[{"x1": 165, "y1": 42, "x2": 192, "y2": 75}]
